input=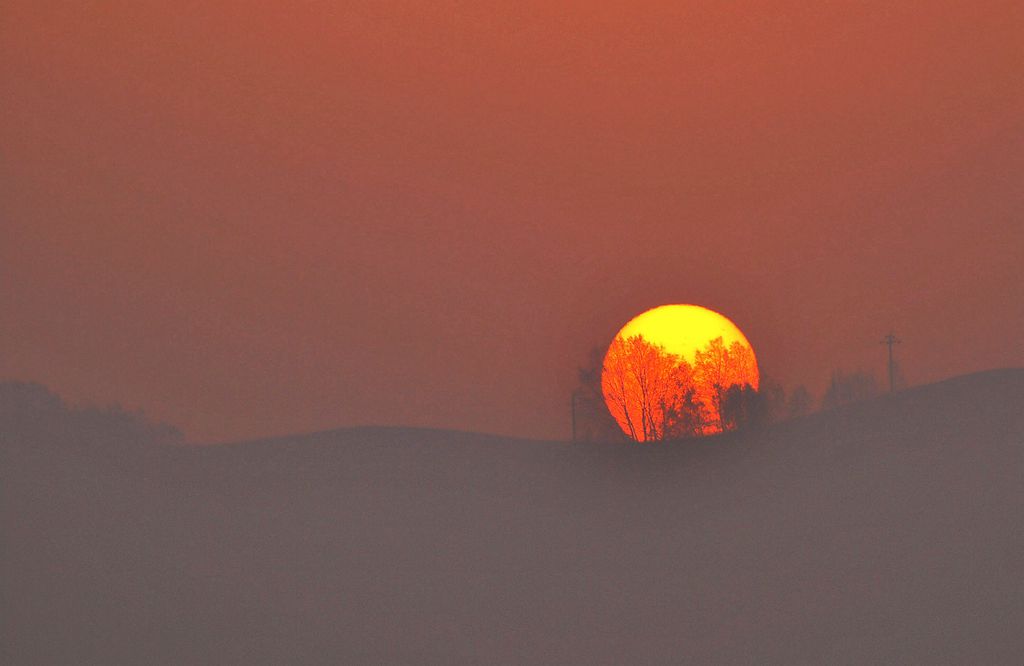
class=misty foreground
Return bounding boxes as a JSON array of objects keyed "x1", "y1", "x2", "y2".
[{"x1": 3, "y1": 371, "x2": 1023, "y2": 664}]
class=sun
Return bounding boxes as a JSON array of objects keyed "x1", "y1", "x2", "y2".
[{"x1": 601, "y1": 304, "x2": 759, "y2": 441}]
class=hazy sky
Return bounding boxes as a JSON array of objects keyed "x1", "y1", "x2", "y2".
[{"x1": 2, "y1": 2, "x2": 1021, "y2": 442}]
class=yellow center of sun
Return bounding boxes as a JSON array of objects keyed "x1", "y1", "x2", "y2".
[{"x1": 616, "y1": 304, "x2": 753, "y2": 365}]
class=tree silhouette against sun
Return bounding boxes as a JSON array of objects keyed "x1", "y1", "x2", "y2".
[{"x1": 601, "y1": 333, "x2": 758, "y2": 442}]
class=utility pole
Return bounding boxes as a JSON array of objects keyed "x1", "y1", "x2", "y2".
[
  {"x1": 571, "y1": 389, "x2": 578, "y2": 442},
  {"x1": 881, "y1": 332, "x2": 902, "y2": 392}
]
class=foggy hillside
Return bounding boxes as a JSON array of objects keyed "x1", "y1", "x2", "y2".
[{"x1": 3, "y1": 369, "x2": 1023, "y2": 664}]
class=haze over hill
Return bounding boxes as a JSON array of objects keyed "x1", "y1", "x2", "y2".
[{"x1": 3, "y1": 369, "x2": 1024, "y2": 664}]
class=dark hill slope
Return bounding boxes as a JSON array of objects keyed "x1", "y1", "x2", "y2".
[{"x1": 3, "y1": 369, "x2": 1023, "y2": 664}]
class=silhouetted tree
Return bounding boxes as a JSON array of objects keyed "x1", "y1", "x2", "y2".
[
  {"x1": 0, "y1": 381, "x2": 65, "y2": 419},
  {"x1": 602, "y1": 334, "x2": 686, "y2": 441},
  {"x1": 575, "y1": 347, "x2": 628, "y2": 441},
  {"x1": 693, "y1": 337, "x2": 758, "y2": 431},
  {"x1": 757, "y1": 378, "x2": 786, "y2": 423},
  {"x1": 662, "y1": 386, "x2": 707, "y2": 439},
  {"x1": 720, "y1": 383, "x2": 768, "y2": 431},
  {"x1": 0, "y1": 380, "x2": 182, "y2": 450},
  {"x1": 786, "y1": 385, "x2": 813, "y2": 419},
  {"x1": 821, "y1": 370, "x2": 878, "y2": 411}
]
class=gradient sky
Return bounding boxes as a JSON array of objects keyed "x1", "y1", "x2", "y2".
[{"x1": 2, "y1": 2, "x2": 1021, "y2": 442}]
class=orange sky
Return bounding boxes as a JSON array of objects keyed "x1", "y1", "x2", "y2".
[{"x1": 2, "y1": 2, "x2": 1021, "y2": 442}]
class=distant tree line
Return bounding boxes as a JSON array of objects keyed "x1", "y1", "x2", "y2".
[
  {"x1": 0, "y1": 381, "x2": 182, "y2": 451},
  {"x1": 575, "y1": 342, "x2": 884, "y2": 443},
  {"x1": 820, "y1": 370, "x2": 879, "y2": 411}
]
